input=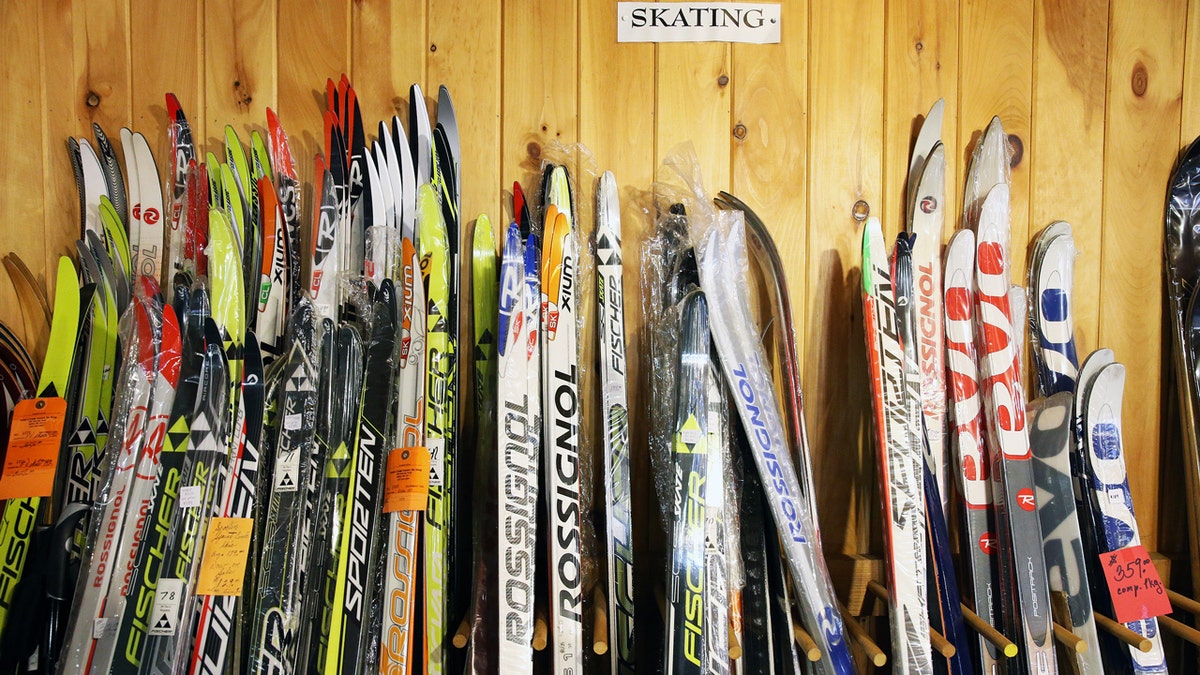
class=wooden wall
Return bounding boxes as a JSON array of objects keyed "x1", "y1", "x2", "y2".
[{"x1": 1, "y1": 0, "x2": 1197, "y2": 624}]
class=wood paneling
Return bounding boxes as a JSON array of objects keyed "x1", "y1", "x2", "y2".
[{"x1": 1, "y1": 2, "x2": 1197, "y2": 666}]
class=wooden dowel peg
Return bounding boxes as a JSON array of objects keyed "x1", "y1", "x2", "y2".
[
  {"x1": 867, "y1": 580, "x2": 954, "y2": 658},
  {"x1": 1094, "y1": 612, "x2": 1152, "y2": 652},
  {"x1": 960, "y1": 603, "x2": 1018, "y2": 658},
  {"x1": 929, "y1": 626, "x2": 956, "y2": 659},
  {"x1": 838, "y1": 601, "x2": 886, "y2": 667},
  {"x1": 593, "y1": 587, "x2": 609, "y2": 655},
  {"x1": 533, "y1": 608, "x2": 549, "y2": 652},
  {"x1": 452, "y1": 616, "x2": 471, "y2": 648},
  {"x1": 728, "y1": 621, "x2": 743, "y2": 660},
  {"x1": 1158, "y1": 614, "x2": 1200, "y2": 646},
  {"x1": 1052, "y1": 622, "x2": 1087, "y2": 654},
  {"x1": 1167, "y1": 589, "x2": 1200, "y2": 616},
  {"x1": 791, "y1": 619, "x2": 822, "y2": 662}
]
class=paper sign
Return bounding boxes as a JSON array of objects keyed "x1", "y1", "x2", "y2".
[
  {"x1": 428, "y1": 438, "x2": 445, "y2": 487},
  {"x1": 617, "y1": 3, "x2": 781, "y2": 44},
  {"x1": 196, "y1": 517, "x2": 254, "y2": 596},
  {"x1": 1099, "y1": 544, "x2": 1172, "y2": 624},
  {"x1": 0, "y1": 397, "x2": 67, "y2": 499},
  {"x1": 384, "y1": 447, "x2": 431, "y2": 513},
  {"x1": 179, "y1": 485, "x2": 203, "y2": 509}
]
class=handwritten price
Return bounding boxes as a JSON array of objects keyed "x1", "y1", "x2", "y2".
[{"x1": 1099, "y1": 544, "x2": 1172, "y2": 624}]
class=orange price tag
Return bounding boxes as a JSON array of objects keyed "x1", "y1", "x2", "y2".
[
  {"x1": 1099, "y1": 544, "x2": 1172, "y2": 624},
  {"x1": 383, "y1": 447, "x2": 430, "y2": 513},
  {"x1": 0, "y1": 397, "x2": 67, "y2": 500},
  {"x1": 196, "y1": 517, "x2": 255, "y2": 596}
]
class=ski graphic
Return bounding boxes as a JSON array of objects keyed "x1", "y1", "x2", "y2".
[
  {"x1": 1082, "y1": 363, "x2": 1168, "y2": 673},
  {"x1": 1029, "y1": 392, "x2": 1104, "y2": 675},
  {"x1": 861, "y1": 219, "x2": 931, "y2": 674},
  {"x1": 132, "y1": 132, "x2": 166, "y2": 282},
  {"x1": 699, "y1": 221, "x2": 854, "y2": 675},
  {"x1": 1029, "y1": 223, "x2": 1080, "y2": 397},
  {"x1": 973, "y1": 183, "x2": 1055, "y2": 674},
  {"x1": 381, "y1": 238, "x2": 425, "y2": 674},
  {"x1": 942, "y1": 228, "x2": 1004, "y2": 674},
  {"x1": 596, "y1": 171, "x2": 635, "y2": 674}
]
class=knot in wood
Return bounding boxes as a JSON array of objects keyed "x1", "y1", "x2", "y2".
[
  {"x1": 732, "y1": 123, "x2": 747, "y2": 140},
  {"x1": 717, "y1": 74, "x2": 729, "y2": 87},
  {"x1": 1131, "y1": 62, "x2": 1148, "y2": 97},
  {"x1": 86, "y1": 92, "x2": 100, "y2": 108},
  {"x1": 1007, "y1": 134, "x2": 1024, "y2": 168}
]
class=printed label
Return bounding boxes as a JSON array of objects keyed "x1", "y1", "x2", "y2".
[{"x1": 617, "y1": 2, "x2": 781, "y2": 43}]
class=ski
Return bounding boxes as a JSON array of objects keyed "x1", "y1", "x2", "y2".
[
  {"x1": 496, "y1": 221, "x2": 535, "y2": 673},
  {"x1": 861, "y1": 218, "x2": 931, "y2": 673},
  {"x1": 908, "y1": 138, "x2": 950, "y2": 510},
  {"x1": 973, "y1": 181, "x2": 1055, "y2": 674},
  {"x1": 893, "y1": 233, "x2": 971, "y2": 672},
  {"x1": 420, "y1": 181, "x2": 454, "y2": 674},
  {"x1": 942, "y1": 228, "x2": 1004, "y2": 673},
  {"x1": 665, "y1": 289, "x2": 711, "y2": 675},
  {"x1": 245, "y1": 301, "x2": 318, "y2": 674},
  {"x1": 1029, "y1": 223, "x2": 1080, "y2": 397},
  {"x1": 1029, "y1": 392, "x2": 1104, "y2": 674},
  {"x1": 326, "y1": 281, "x2": 396, "y2": 674},
  {"x1": 698, "y1": 219, "x2": 854, "y2": 675},
  {"x1": 0, "y1": 257, "x2": 80, "y2": 662},
  {"x1": 1082, "y1": 363, "x2": 1168, "y2": 673},
  {"x1": 381, "y1": 237, "x2": 425, "y2": 674},
  {"x1": 468, "y1": 214, "x2": 499, "y2": 672},
  {"x1": 540, "y1": 195, "x2": 585, "y2": 672},
  {"x1": 132, "y1": 132, "x2": 166, "y2": 282},
  {"x1": 596, "y1": 170, "x2": 636, "y2": 674}
]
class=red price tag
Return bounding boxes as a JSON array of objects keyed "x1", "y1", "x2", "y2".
[{"x1": 1099, "y1": 544, "x2": 1172, "y2": 624}]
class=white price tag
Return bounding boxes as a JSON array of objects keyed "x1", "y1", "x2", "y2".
[
  {"x1": 149, "y1": 578, "x2": 185, "y2": 636},
  {"x1": 179, "y1": 485, "x2": 203, "y2": 508},
  {"x1": 428, "y1": 438, "x2": 445, "y2": 487}
]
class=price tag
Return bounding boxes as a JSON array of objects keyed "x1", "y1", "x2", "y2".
[
  {"x1": 384, "y1": 447, "x2": 430, "y2": 513},
  {"x1": 179, "y1": 485, "x2": 203, "y2": 509},
  {"x1": 196, "y1": 517, "x2": 254, "y2": 596},
  {"x1": 148, "y1": 578, "x2": 184, "y2": 636},
  {"x1": 428, "y1": 438, "x2": 445, "y2": 487},
  {"x1": 1099, "y1": 544, "x2": 1172, "y2": 624},
  {"x1": 0, "y1": 397, "x2": 67, "y2": 499}
]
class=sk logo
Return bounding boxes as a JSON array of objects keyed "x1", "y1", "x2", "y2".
[
  {"x1": 1017, "y1": 488, "x2": 1036, "y2": 511},
  {"x1": 979, "y1": 532, "x2": 997, "y2": 554}
]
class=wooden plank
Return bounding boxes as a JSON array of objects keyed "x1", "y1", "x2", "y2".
[
  {"x1": 654, "y1": 43, "x2": 731, "y2": 196},
  {"x1": 38, "y1": 0, "x2": 82, "y2": 316},
  {"x1": 806, "y1": 0, "x2": 885, "y2": 557},
  {"x1": 351, "y1": 0, "x2": 426, "y2": 128},
  {"x1": 1100, "y1": 0, "x2": 1187, "y2": 554},
  {"x1": 205, "y1": 0, "x2": 277, "y2": 144},
  {"x1": 277, "y1": 0, "x2": 349, "y2": 188},
  {"x1": 1030, "y1": 0, "x2": 1109, "y2": 355},
  {"x1": 1, "y1": 1, "x2": 48, "y2": 355},
  {"x1": 429, "y1": 0, "x2": 500, "y2": 228},
  {"x1": 132, "y1": 0, "x2": 202, "y2": 174},
  {"x1": 883, "y1": 0, "x2": 959, "y2": 241},
  {"x1": 1181, "y1": 0, "x2": 1200, "y2": 142},
  {"x1": 500, "y1": 0, "x2": 578, "y2": 206},
  {"x1": 958, "y1": 0, "x2": 1033, "y2": 276}
]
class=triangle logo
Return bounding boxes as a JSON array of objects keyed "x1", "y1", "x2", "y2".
[
  {"x1": 278, "y1": 472, "x2": 296, "y2": 490},
  {"x1": 154, "y1": 612, "x2": 173, "y2": 630}
]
